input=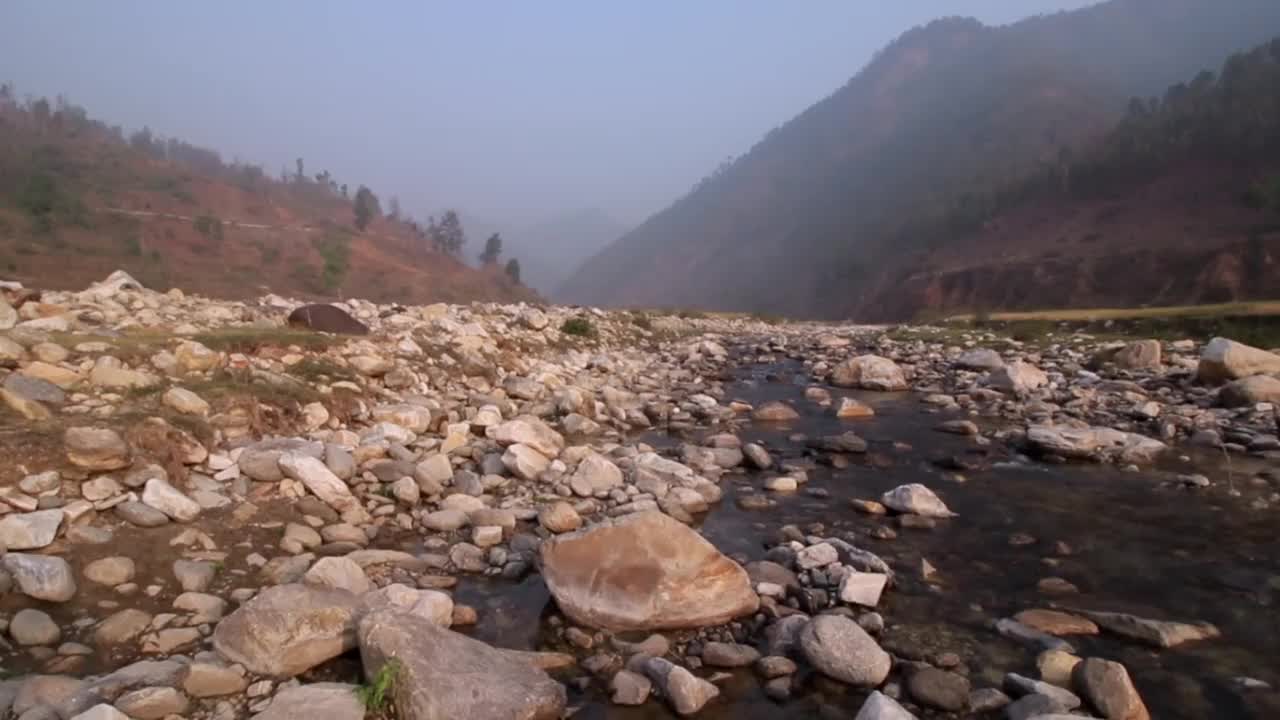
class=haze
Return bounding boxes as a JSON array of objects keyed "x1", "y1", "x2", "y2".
[{"x1": 1, "y1": 0, "x2": 1095, "y2": 230}]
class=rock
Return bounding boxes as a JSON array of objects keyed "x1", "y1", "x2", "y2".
[
  {"x1": 116, "y1": 501, "x2": 169, "y2": 527},
  {"x1": 987, "y1": 361, "x2": 1048, "y2": 394},
  {"x1": 539, "y1": 511, "x2": 758, "y2": 631},
  {"x1": 1071, "y1": 609, "x2": 1220, "y2": 648},
  {"x1": 839, "y1": 572, "x2": 889, "y2": 607},
  {"x1": 640, "y1": 656, "x2": 719, "y2": 716},
  {"x1": 908, "y1": 667, "x2": 970, "y2": 711},
  {"x1": 1037, "y1": 649, "x2": 1082, "y2": 687},
  {"x1": 743, "y1": 443, "x2": 772, "y2": 469},
  {"x1": 796, "y1": 542, "x2": 839, "y2": 569},
  {"x1": 1219, "y1": 374, "x2": 1280, "y2": 407},
  {"x1": 162, "y1": 387, "x2": 210, "y2": 416},
  {"x1": 83, "y1": 557, "x2": 135, "y2": 586},
  {"x1": 799, "y1": 614, "x2": 892, "y2": 687},
  {"x1": 0, "y1": 509, "x2": 63, "y2": 550},
  {"x1": 173, "y1": 340, "x2": 221, "y2": 372},
  {"x1": 1026, "y1": 425, "x2": 1166, "y2": 465},
  {"x1": 94, "y1": 609, "x2": 153, "y2": 646},
  {"x1": 0, "y1": 296, "x2": 15, "y2": 329},
  {"x1": 1198, "y1": 337, "x2": 1280, "y2": 383},
  {"x1": 287, "y1": 304, "x2": 370, "y2": 335},
  {"x1": 854, "y1": 691, "x2": 917, "y2": 720},
  {"x1": 114, "y1": 686, "x2": 188, "y2": 719},
  {"x1": 183, "y1": 661, "x2": 248, "y2": 698},
  {"x1": 212, "y1": 584, "x2": 359, "y2": 678},
  {"x1": 10, "y1": 609, "x2": 61, "y2": 646},
  {"x1": 361, "y1": 584, "x2": 454, "y2": 627},
  {"x1": 570, "y1": 452, "x2": 624, "y2": 496},
  {"x1": 969, "y1": 688, "x2": 1011, "y2": 713},
  {"x1": 521, "y1": 308, "x2": 549, "y2": 330},
  {"x1": 753, "y1": 401, "x2": 800, "y2": 421},
  {"x1": 250, "y1": 682, "x2": 364, "y2": 720},
  {"x1": 701, "y1": 641, "x2": 760, "y2": 667},
  {"x1": 1005, "y1": 693, "x2": 1068, "y2": 720},
  {"x1": 831, "y1": 355, "x2": 908, "y2": 391},
  {"x1": 238, "y1": 439, "x2": 323, "y2": 482},
  {"x1": 1114, "y1": 340, "x2": 1162, "y2": 369},
  {"x1": 956, "y1": 348, "x2": 1004, "y2": 371},
  {"x1": 936, "y1": 419, "x2": 979, "y2": 435},
  {"x1": 610, "y1": 670, "x2": 651, "y2": 705},
  {"x1": 880, "y1": 483, "x2": 954, "y2": 517},
  {"x1": 69, "y1": 705, "x2": 129, "y2": 720},
  {"x1": 1, "y1": 386, "x2": 51, "y2": 420},
  {"x1": 278, "y1": 453, "x2": 359, "y2": 513},
  {"x1": 538, "y1": 502, "x2": 582, "y2": 533},
  {"x1": 2, "y1": 553, "x2": 76, "y2": 602},
  {"x1": 489, "y1": 417, "x2": 565, "y2": 458},
  {"x1": 304, "y1": 557, "x2": 372, "y2": 595},
  {"x1": 141, "y1": 478, "x2": 201, "y2": 522},
  {"x1": 64, "y1": 427, "x2": 130, "y2": 470},
  {"x1": 359, "y1": 609, "x2": 566, "y2": 720},
  {"x1": 1014, "y1": 609, "x2": 1099, "y2": 636},
  {"x1": 503, "y1": 444, "x2": 550, "y2": 480},
  {"x1": 835, "y1": 397, "x2": 875, "y2": 418},
  {"x1": 1073, "y1": 658, "x2": 1149, "y2": 720}
]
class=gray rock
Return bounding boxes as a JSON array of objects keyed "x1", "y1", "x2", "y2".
[
  {"x1": 358, "y1": 609, "x2": 565, "y2": 720},
  {"x1": 1072, "y1": 657, "x2": 1148, "y2": 720},
  {"x1": 799, "y1": 614, "x2": 891, "y2": 687},
  {"x1": 880, "y1": 483, "x2": 954, "y2": 517},
  {"x1": 1004, "y1": 693, "x2": 1067, "y2": 720},
  {"x1": 1071, "y1": 609, "x2": 1219, "y2": 648},
  {"x1": 640, "y1": 656, "x2": 719, "y2": 716},
  {"x1": 2, "y1": 553, "x2": 76, "y2": 602},
  {"x1": 83, "y1": 557, "x2": 135, "y2": 586},
  {"x1": 115, "y1": 501, "x2": 170, "y2": 528},
  {"x1": 854, "y1": 691, "x2": 918, "y2": 720},
  {"x1": 10, "y1": 609, "x2": 61, "y2": 646},
  {"x1": 610, "y1": 669, "x2": 652, "y2": 705},
  {"x1": 4, "y1": 374, "x2": 65, "y2": 404},
  {"x1": 173, "y1": 560, "x2": 216, "y2": 592},
  {"x1": 113, "y1": 686, "x2": 188, "y2": 719},
  {"x1": 250, "y1": 682, "x2": 363, "y2": 720},
  {"x1": 141, "y1": 478, "x2": 201, "y2": 522},
  {"x1": 1003, "y1": 673, "x2": 1081, "y2": 709},
  {"x1": 303, "y1": 557, "x2": 371, "y2": 595},
  {"x1": 64, "y1": 427, "x2": 130, "y2": 470},
  {"x1": 68, "y1": 705, "x2": 129, "y2": 720},
  {"x1": 93, "y1": 609, "x2": 154, "y2": 646},
  {"x1": 701, "y1": 641, "x2": 760, "y2": 668},
  {"x1": 956, "y1": 348, "x2": 1004, "y2": 371},
  {"x1": 212, "y1": 583, "x2": 359, "y2": 678},
  {"x1": 0, "y1": 509, "x2": 64, "y2": 550},
  {"x1": 908, "y1": 667, "x2": 970, "y2": 711}
]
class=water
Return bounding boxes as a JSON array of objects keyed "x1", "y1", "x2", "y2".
[{"x1": 468, "y1": 359, "x2": 1280, "y2": 718}]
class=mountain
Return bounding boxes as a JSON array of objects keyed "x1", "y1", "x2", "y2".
[
  {"x1": 505, "y1": 209, "x2": 626, "y2": 298},
  {"x1": 559, "y1": 0, "x2": 1280, "y2": 319},
  {"x1": 0, "y1": 90, "x2": 534, "y2": 305}
]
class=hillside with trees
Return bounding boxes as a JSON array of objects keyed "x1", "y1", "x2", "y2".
[
  {"x1": 0, "y1": 87, "x2": 533, "y2": 305},
  {"x1": 558, "y1": 0, "x2": 1280, "y2": 319}
]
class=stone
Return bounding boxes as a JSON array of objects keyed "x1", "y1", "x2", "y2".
[
  {"x1": 907, "y1": 667, "x2": 970, "y2": 711},
  {"x1": 141, "y1": 478, "x2": 201, "y2": 522},
  {"x1": 956, "y1": 348, "x2": 1004, "y2": 371},
  {"x1": 19, "y1": 361, "x2": 82, "y2": 389},
  {"x1": 0, "y1": 509, "x2": 63, "y2": 550},
  {"x1": 610, "y1": 669, "x2": 651, "y2": 705},
  {"x1": 701, "y1": 641, "x2": 760, "y2": 668},
  {"x1": 831, "y1": 355, "x2": 908, "y2": 391},
  {"x1": 10, "y1": 609, "x2": 61, "y2": 646},
  {"x1": 287, "y1": 304, "x2": 370, "y2": 335},
  {"x1": 539, "y1": 511, "x2": 758, "y2": 631},
  {"x1": 114, "y1": 686, "x2": 188, "y2": 719},
  {"x1": 538, "y1": 502, "x2": 582, "y2": 533},
  {"x1": 183, "y1": 662, "x2": 247, "y2": 698},
  {"x1": 640, "y1": 656, "x2": 719, "y2": 716},
  {"x1": 489, "y1": 416, "x2": 565, "y2": 458},
  {"x1": 250, "y1": 682, "x2": 364, "y2": 720},
  {"x1": 2, "y1": 553, "x2": 76, "y2": 602},
  {"x1": 503, "y1": 444, "x2": 550, "y2": 481},
  {"x1": 799, "y1": 614, "x2": 892, "y2": 687},
  {"x1": 764, "y1": 476, "x2": 798, "y2": 492},
  {"x1": 1005, "y1": 693, "x2": 1067, "y2": 720},
  {"x1": 116, "y1": 502, "x2": 169, "y2": 527},
  {"x1": 1, "y1": 387, "x2": 51, "y2": 420},
  {"x1": 835, "y1": 397, "x2": 875, "y2": 418},
  {"x1": 359, "y1": 609, "x2": 565, "y2": 720},
  {"x1": 174, "y1": 592, "x2": 227, "y2": 623},
  {"x1": 278, "y1": 453, "x2": 359, "y2": 513},
  {"x1": 854, "y1": 691, "x2": 917, "y2": 720},
  {"x1": 752, "y1": 401, "x2": 800, "y2": 421},
  {"x1": 1073, "y1": 657, "x2": 1149, "y2": 720},
  {"x1": 1014, "y1": 609, "x2": 1099, "y2": 636},
  {"x1": 796, "y1": 542, "x2": 839, "y2": 569},
  {"x1": 83, "y1": 557, "x2": 135, "y2": 586},
  {"x1": 64, "y1": 427, "x2": 130, "y2": 470},
  {"x1": 69, "y1": 705, "x2": 129, "y2": 720},
  {"x1": 1198, "y1": 337, "x2": 1280, "y2": 384},
  {"x1": 304, "y1": 557, "x2": 372, "y2": 594},
  {"x1": 1219, "y1": 374, "x2": 1280, "y2": 407},
  {"x1": 1026, "y1": 425, "x2": 1167, "y2": 465},
  {"x1": 1072, "y1": 609, "x2": 1220, "y2": 648},
  {"x1": 422, "y1": 509, "x2": 469, "y2": 531},
  {"x1": 1037, "y1": 650, "x2": 1082, "y2": 687},
  {"x1": 1113, "y1": 340, "x2": 1162, "y2": 369},
  {"x1": 162, "y1": 387, "x2": 210, "y2": 416},
  {"x1": 987, "y1": 361, "x2": 1048, "y2": 394},
  {"x1": 743, "y1": 443, "x2": 772, "y2": 469},
  {"x1": 212, "y1": 584, "x2": 359, "y2": 678},
  {"x1": 94, "y1": 609, "x2": 153, "y2": 646},
  {"x1": 880, "y1": 483, "x2": 954, "y2": 517},
  {"x1": 570, "y1": 452, "x2": 624, "y2": 495},
  {"x1": 361, "y1": 584, "x2": 454, "y2": 627},
  {"x1": 14, "y1": 676, "x2": 87, "y2": 717},
  {"x1": 839, "y1": 571, "x2": 889, "y2": 607},
  {"x1": 1004, "y1": 673, "x2": 1082, "y2": 709}
]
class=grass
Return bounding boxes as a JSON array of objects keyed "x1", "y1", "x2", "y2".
[
  {"x1": 947, "y1": 300, "x2": 1280, "y2": 323},
  {"x1": 190, "y1": 327, "x2": 343, "y2": 354},
  {"x1": 561, "y1": 317, "x2": 596, "y2": 337},
  {"x1": 355, "y1": 660, "x2": 401, "y2": 714}
]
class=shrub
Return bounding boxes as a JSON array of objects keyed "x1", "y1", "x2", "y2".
[
  {"x1": 193, "y1": 214, "x2": 223, "y2": 242},
  {"x1": 561, "y1": 317, "x2": 595, "y2": 337},
  {"x1": 311, "y1": 231, "x2": 351, "y2": 292},
  {"x1": 355, "y1": 659, "x2": 401, "y2": 712}
]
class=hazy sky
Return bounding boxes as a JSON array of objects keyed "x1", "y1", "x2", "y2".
[{"x1": 1, "y1": 1, "x2": 1095, "y2": 227}]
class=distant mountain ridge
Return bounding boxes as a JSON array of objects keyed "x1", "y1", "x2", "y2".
[{"x1": 559, "y1": 0, "x2": 1280, "y2": 319}]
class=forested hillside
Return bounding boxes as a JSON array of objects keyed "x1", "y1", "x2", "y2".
[
  {"x1": 559, "y1": 0, "x2": 1280, "y2": 319},
  {"x1": 0, "y1": 88, "x2": 532, "y2": 304}
]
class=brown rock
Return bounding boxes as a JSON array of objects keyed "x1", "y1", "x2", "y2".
[
  {"x1": 286, "y1": 304, "x2": 369, "y2": 335},
  {"x1": 1014, "y1": 609, "x2": 1099, "y2": 636}
]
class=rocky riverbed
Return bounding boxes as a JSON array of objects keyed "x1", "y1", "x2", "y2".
[{"x1": 0, "y1": 271, "x2": 1277, "y2": 720}]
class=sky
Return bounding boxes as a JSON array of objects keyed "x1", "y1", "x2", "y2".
[{"x1": 0, "y1": 1, "x2": 1096, "y2": 228}]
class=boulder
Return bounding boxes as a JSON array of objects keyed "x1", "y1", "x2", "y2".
[
  {"x1": 880, "y1": 484, "x2": 955, "y2": 517},
  {"x1": 1219, "y1": 374, "x2": 1280, "y2": 407},
  {"x1": 278, "y1": 453, "x2": 359, "y2": 513},
  {"x1": 502, "y1": 444, "x2": 549, "y2": 481},
  {"x1": 212, "y1": 584, "x2": 359, "y2": 678},
  {"x1": 1069, "y1": 609, "x2": 1219, "y2": 648},
  {"x1": 1114, "y1": 340, "x2": 1162, "y2": 370},
  {"x1": 10, "y1": 608, "x2": 61, "y2": 646},
  {"x1": 752, "y1": 401, "x2": 800, "y2": 421},
  {"x1": 854, "y1": 691, "x2": 918, "y2": 720},
  {"x1": 0, "y1": 509, "x2": 64, "y2": 550},
  {"x1": 907, "y1": 667, "x2": 970, "y2": 711},
  {"x1": 955, "y1": 348, "x2": 1004, "y2": 371},
  {"x1": 799, "y1": 614, "x2": 891, "y2": 687},
  {"x1": 569, "y1": 452, "x2": 623, "y2": 496},
  {"x1": 489, "y1": 416, "x2": 564, "y2": 458},
  {"x1": 539, "y1": 511, "x2": 758, "y2": 631},
  {"x1": 358, "y1": 609, "x2": 565, "y2": 720},
  {"x1": 250, "y1": 682, "x2": 364, "y2": 720},
  {"x1": 1072, "y1": 658, "x2": 1149, "y2": 720},
  {"x1": 831, "y1": 355, "x2": 908, "y2": 391},
  {"x1": 141, "y1": 478, "x2": 201, "y2": 522},
  {"x1": 360, "y1": 584, "x2": 454, "y2": 627},
  {"x1": 2, "y1": 553, "x2": 76, "y2": 602},
  {"x1": 986, "y1": 361, "x2": 1048, "y2": 394},
  {"x1": 303, "y1": 557, "x2": 372, "y2": 595},
  {"x1": 639, "y1": 656, "x2": 719, "y2": 716},
  {"x1": 286, "y1": 304, "x2": 369, "y2": 335},
  {"x1": 64, "y1": 427, "x2": 130, "y2": 470},
  {"x1": 1026, "y1": 426, "x2": 1166, "y2": 465},
  {"x1": 1198, "y1": 337, "x2": 1280, "y2": 384}
]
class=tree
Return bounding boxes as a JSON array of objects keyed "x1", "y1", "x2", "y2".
[
  {"x1": 505, "y1": 257, "x2": 521, "y2": 283},
  {"x1": 436, "y1": 210, "x2": 466, "y2": 255},
  {"x1": 353, "y1": 185, "x2": 381, "y2": 231},
  {"x1": 340, "y1": 183, "x2": 348, "y2": 199},
  {"x1": 295, "y1": 158, "x2": 305, "y2": 183},
  {"x1": 479, "y1": 232, "x2": 503, "y2": 264},
  {"x1": 388, "y1": 196, "x2": 401, "y2": 221}
]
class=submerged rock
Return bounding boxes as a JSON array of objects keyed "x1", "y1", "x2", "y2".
[
  {"x1": 880, "y1": 484, "x2": 955, "y2": 518},
  {"x1": 831, "y1": 355, "x2": 908, "y2": 391},
  {"x1": 539, "y1": 511, "x2": 758, "y2": 631},
  {"x1": 799, "y1": 614, "x2": 891, "y2": 687}
]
